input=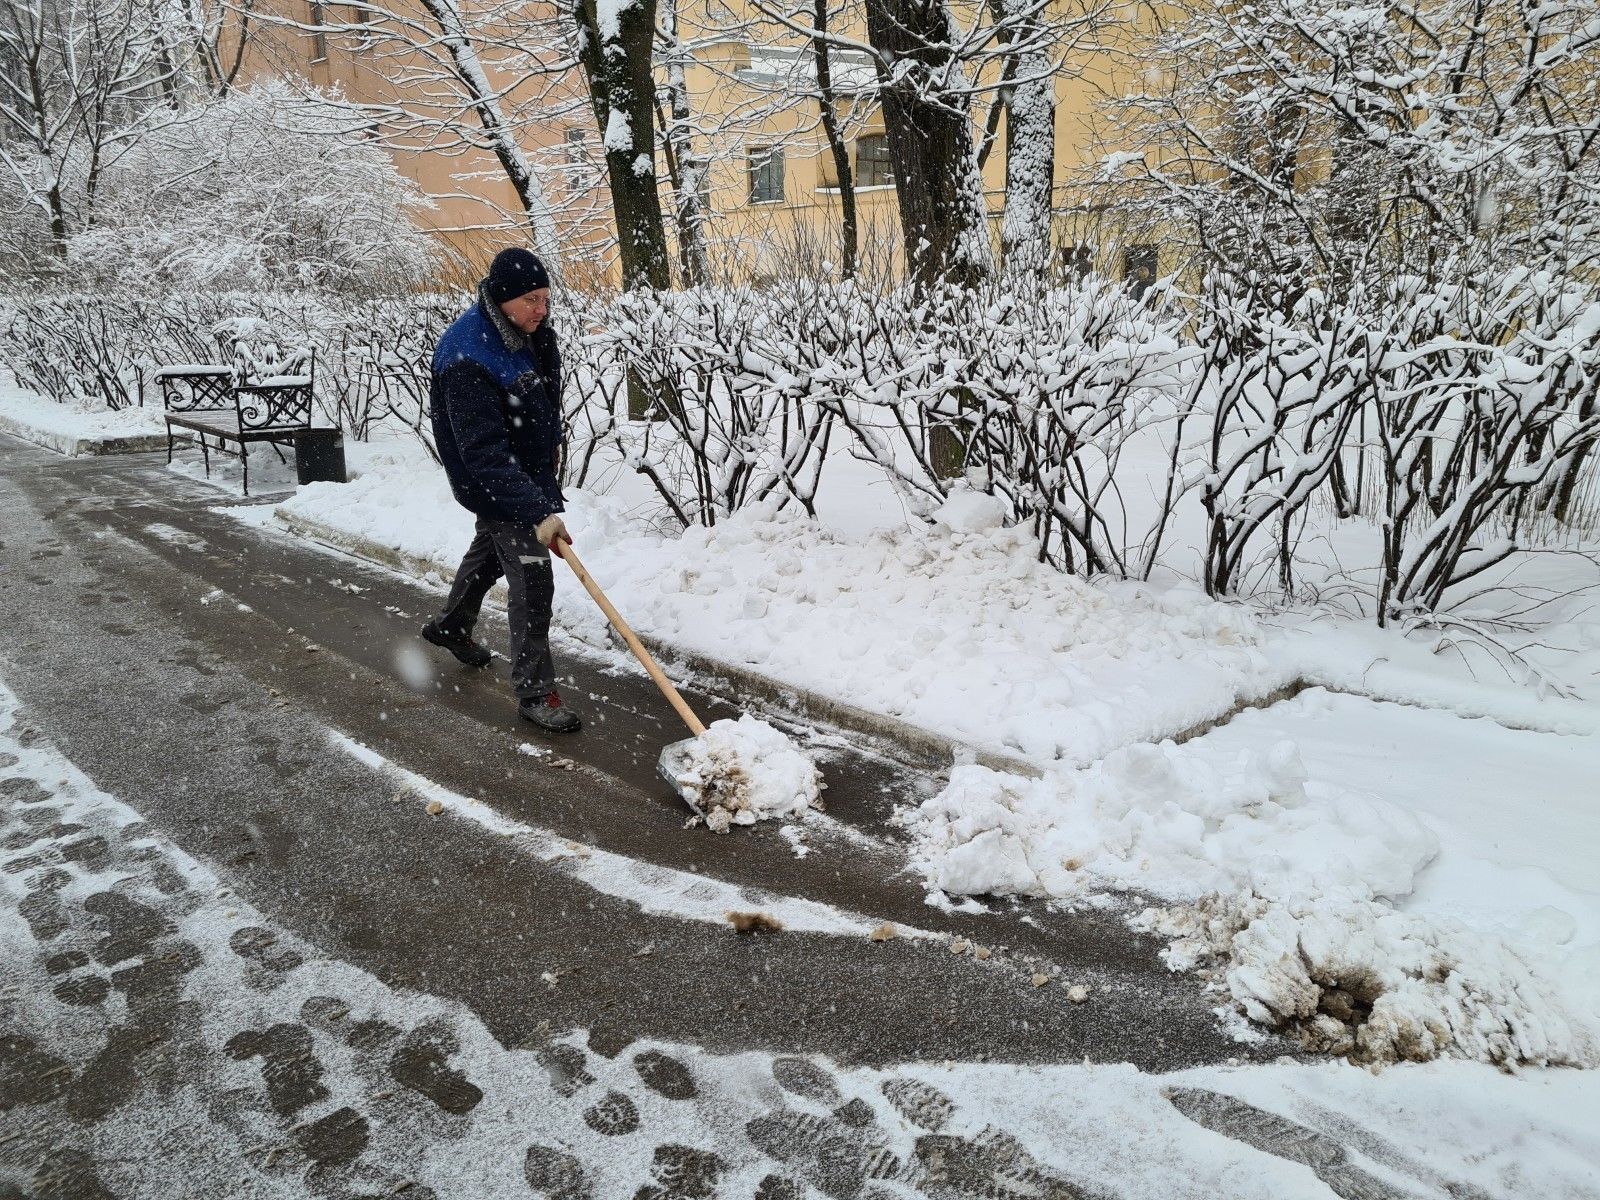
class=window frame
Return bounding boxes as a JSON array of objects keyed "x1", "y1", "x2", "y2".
[
  {"x1": 747, "y1": 144, "x2": 785, "y2": 205},
  {"x1": 1122, "y1": 244, "x2": 1158, "y2": 300},
  {"x1": 309, "y1": 0, "x2": 329, "y2": 62},
  {"x1": 1060, "y1": 243, "x2": 1093, "y2": 281},
  {"x1": 855, "y1": 132, "x2": 893, "y2": 188}
]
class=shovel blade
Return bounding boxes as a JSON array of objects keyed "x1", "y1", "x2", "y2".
[{"x1": 656, "y1": 736, "x2": 705, "y2": 816}]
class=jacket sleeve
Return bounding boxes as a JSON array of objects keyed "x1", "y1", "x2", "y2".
[{"x1": 441, "y1": 361, "x2": 560, "y2": 525}]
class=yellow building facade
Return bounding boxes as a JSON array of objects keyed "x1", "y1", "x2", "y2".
[{"x1": 253, "y1": 0, "x2": 1156, "y2": 288}]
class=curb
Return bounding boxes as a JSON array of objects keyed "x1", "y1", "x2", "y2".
[
  {"x1": 270, "y1": 509, "x2": 1307, "y2": 780},
  {"x1": 0, "y1": 411, "x2": 168, "y2": 458}
]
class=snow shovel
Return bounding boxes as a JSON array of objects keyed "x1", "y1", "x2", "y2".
[{"x1": 550, "y1": 540, "x2": 709, "y2": 813}]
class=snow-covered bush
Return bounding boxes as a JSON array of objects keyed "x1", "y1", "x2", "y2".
[
  {"x1": 1169, "y1": 267, "x2": 1600, "y2": 621},
  {"x1": 1370, "y1": 269, "x2": 1600, "y2": 626},
  {"x1": 314, "y1": 296, "x2": 461, "y2": 450},
  {"x1": 562, "y1": 283, "x2": 848, "y2": 524},
  {"x1": 62, "y1": 82, "x2": 435, "y2": 293},
  {"x1": 831, "y1": 274, "x2": 1196, "y2": 574},
  {"x1": 0, "y1": 289, "x2": 460, "y2": 425},
  {"x1": 560, "y1": 275, "x2": 1193, "y2": 567}
]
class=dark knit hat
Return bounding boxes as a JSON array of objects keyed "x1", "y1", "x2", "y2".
[{"x1": 485, "y1": 248, "x2": 551, "y2": 304}]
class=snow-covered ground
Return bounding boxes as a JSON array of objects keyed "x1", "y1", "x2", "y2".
[
  {"x1": 0, "y1": 372, "x2": 167, "y2": 455},
  {"x1": 168, "y1": 427, "x2": 1600, "y2": 1066},
  {"x1": 4, "y1": 675, "x2": 1598, "y2": 1197}
]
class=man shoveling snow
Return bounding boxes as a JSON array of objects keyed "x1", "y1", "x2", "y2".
[
  {"x1": 421, "y1": 247, "x2": 580, "y2": 734},
  {"x1": 413, "y1": 246, "x2": 822, "y2": 826}
]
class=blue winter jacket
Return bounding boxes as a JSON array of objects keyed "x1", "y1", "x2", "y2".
[{"x1": 430, "y1": 288, "x2": 565, "y2": 526}]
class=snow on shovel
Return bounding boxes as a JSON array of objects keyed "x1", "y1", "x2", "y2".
[{"x1": 552, "y1": 540, "x2": 823, "y2": 832}]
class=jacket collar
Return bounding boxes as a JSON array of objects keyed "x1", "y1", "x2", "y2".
[{"x1": 477, "y1": 281, "x2": 531, "y2": 355}]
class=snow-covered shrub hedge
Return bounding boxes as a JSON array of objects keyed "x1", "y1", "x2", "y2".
[
  {"x1": 556, "y1": 271, "x2": 1598, "y2": 622},
  {"x1": 555, "y1": 275, "x2": 1194, "y2": 564},
  {"x1": 566, "y1": 283, "x2": 846, "y2": 524},
  {"x1": 0, "y1": 290, "x2": 462, "y2": 429},
  {"x1": 837, "y1": 275, "x2": 1196, "y2": 575},
  {"x1": 4, "y1": 270, "x2": 1596, "y2": 629},
  {"x1": 1179, "y1": 267, "x2": 1600, "y2": 624}
]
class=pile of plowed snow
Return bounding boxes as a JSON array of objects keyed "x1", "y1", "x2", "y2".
[{"x1": 907, "y1": 739, "x2": 1599, "y2": 1067}]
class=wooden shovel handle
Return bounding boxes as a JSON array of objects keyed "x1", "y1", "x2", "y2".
[{"x1": 552, "y1": 539, "x2": 707, "y2": 737}]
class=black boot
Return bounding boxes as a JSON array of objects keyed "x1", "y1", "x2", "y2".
[
  {"x1": 421, "y1": 620, "x2": 492, "y2": 668},
  {"x1": 519, "y1": 690, "x2": 581, "y2": 734}
]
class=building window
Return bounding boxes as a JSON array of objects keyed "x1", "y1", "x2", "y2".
[
  {"x1": 349, "y1": 2, "x2": 373, "y2": 47},
  {"x1": 309, "y1": 0, "x2": 328, "y2": 61},
  {"x1": 748, "y1": 145, "x2": 784, "y2": 205},
  {"x1": 1060, "y1": 243, "x2": 1092, "y2": 280},
  {"x1": 1123, "y1": 244, "x2": 1157, "y2": 300},
  {"x1": 856, "y1": 133, "x2": 893, "y2": 187},
  {"x1": 565, "y1": 128, "x2": 597, "y2": 192}
]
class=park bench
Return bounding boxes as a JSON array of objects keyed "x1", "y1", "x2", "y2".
[{"x1": 157, "y1": 351, "x2": 344, "y2": 495}]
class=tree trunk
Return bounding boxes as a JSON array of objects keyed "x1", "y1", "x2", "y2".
[
  {"x1": 659, "y1": 0, "x2": 709, "y2": 286},
  {"x1": 863, "y1": 0, "x2": 994, "y2": 287},
  {"x1": 992, "y1": 0, "x2": 1054, "y2": 273},
  {"x1": 45, "y1": 183, "x2": 68, "y2": 259},
  {"x1": 576, "y1": 0, "x2": 671, "y2": 293},
  {"x1": 811, "y1": 0, "x2": 857, "y2": 279}
]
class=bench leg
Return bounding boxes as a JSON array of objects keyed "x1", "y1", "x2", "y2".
[
  {"x1": 242, "y1": 443, "x2": 250, "y2": 496},
  {"x1": 201, "y1": 435, "x2": 211, "y2": 480},
  {"x1": 165, "y1": 425, "x2": 174, "y2": 465}
]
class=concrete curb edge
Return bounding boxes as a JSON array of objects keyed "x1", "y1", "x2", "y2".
[{"x1": 0, "y1": 410, "x2": 168, "y2": 458}]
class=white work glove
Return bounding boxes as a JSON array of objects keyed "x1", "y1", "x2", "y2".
[{"x1": 535, "y1": 513, "x2": 570, "y2": 551}]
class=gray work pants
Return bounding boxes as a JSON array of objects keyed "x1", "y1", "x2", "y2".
[{"x1": 436, "y1": 517, "x2": 555, "y2": 700}]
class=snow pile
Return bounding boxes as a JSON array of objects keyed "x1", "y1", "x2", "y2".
[
  {"x1": 0, "y1": 374, "x2": 166, "y2": 450},
  {"x1": 908, "y1": 740, "x2": 1600, "y2": 1067},
  {"x1": 1144, "y1": 893, "x2": 1599, "y2": 1068},
  {"x1": 666, "y1": 715, "x2": 824, "y2": 834},
  {"x1": 909, "y1": 741, "x2": 1435, "y2": 903},
  {"x1": 930, "y1": 486, "x2": 1008, "y2": 533}
]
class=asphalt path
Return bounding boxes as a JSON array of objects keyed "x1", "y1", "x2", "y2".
[{"x1": 0, "y1": 434, "x2": 1312, "y2": 1197}]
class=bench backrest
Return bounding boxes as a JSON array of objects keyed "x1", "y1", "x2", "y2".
[
  {"x1": 155, "y1": 350, "x2": 317, "y2": 432},
  {"x1": 237, "y1": 376, "x2": 314, "y2": 431},
  {"x1": 155, "y1": 366, "x2": 233, "y2": 413},
  {"x1": 233, "y1": 347, "x2": 315, "y2": 431}
]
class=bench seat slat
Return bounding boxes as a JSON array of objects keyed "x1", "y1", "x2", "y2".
[{"x1": 166, "y1": 411, "x2": 240, "y2": 435}]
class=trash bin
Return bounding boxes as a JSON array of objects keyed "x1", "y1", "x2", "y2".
[{"x1": 295, "y1": 428, "x2": 347, "y2": 485}]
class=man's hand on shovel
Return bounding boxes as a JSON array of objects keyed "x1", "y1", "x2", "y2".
[{"x1": 536, "y1": 514, "x2": 571, "y2": 552}]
